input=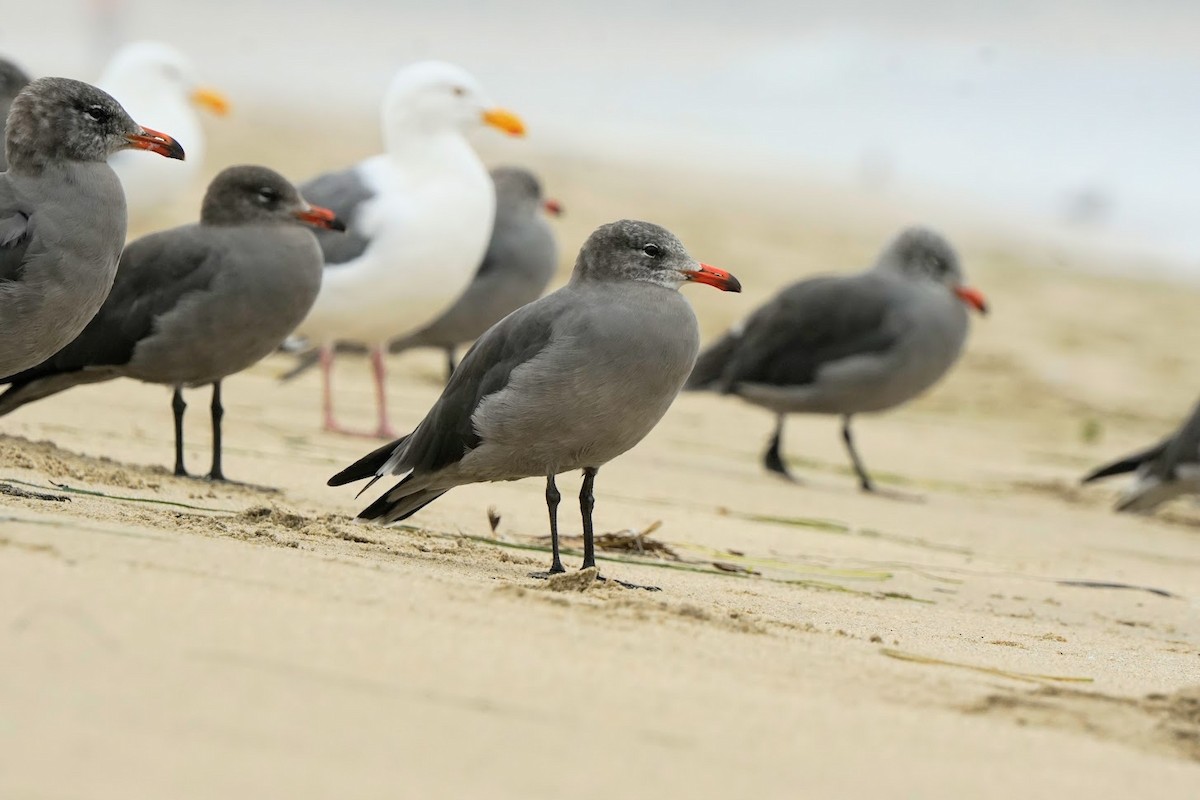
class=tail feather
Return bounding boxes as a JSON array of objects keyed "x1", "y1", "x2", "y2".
[
  {"x1": 1081, "y1": 441, "x2": 1167, "y2": 484},
  {"x1": 357, "y1": 474, "x2": 449, "y2": 523},
  {"x1": 685, "y1": 330, "x2": 741, "y2": 391},
  {"x1": 328, "y1": 434, "x2": 411, "y2": 487},
  {"x1": 0, "y1": 370, "x2": 115, "y2": 417}
]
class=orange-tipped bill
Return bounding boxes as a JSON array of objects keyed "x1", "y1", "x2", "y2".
[
  {"x1": 482, "y1": 107, "x2": 526, "y2": 136},
  {"x1": 543, "y1": 198, "x2": 563, "y2": 216},
  {"x1": 294, "y1": 205, "x2": 346, "y2": 231},
  {"x1": 191, "y1": 87, "x2": 230, "y2": 116},
  {"x1": 683, "y1": 263, "x2": 742, "y2": 293},
  {"x1": 125, "y1": 126, "x2": 185, "y2": 160},
  {"x1": 953, "y1": 285, "x2": 989, "y2": 315}
]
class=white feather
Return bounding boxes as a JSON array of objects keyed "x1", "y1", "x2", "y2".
[{"x1": 293, "y1": 61, "x2": 508, "y2": 347}]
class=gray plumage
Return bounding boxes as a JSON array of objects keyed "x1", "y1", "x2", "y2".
[
  {"x1": 0, "y1": 165, "x2": 339, "y2": 480},
  {"x1": 281, "y1": 165, "x2": 560, "y2": 381},
  {"x1": 1, "y1": 77, "x2": 185, "y2": 378},
  {"x1": 0, "y1": 58, "x2": 32, "y2": 172},
  {"x1": 329, "y1": 219, "x2": 741, "y2": 579},
  {"x1": 1082, "y1": 397, "x2": 1200, "y2": 513},
  {"x1": 687, "y1": 226, "x2": 987, "y2": 491},
  {"x1": 298, "y1": 166, "x2": 374, "y2": 265}
]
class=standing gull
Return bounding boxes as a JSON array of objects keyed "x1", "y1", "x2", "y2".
[
  {"x1": 0, "y1": 165, "x2": 341, "y2": 480},
  {"x1": 328, "y1": 220, "x2": 741, "y2": 581},
  {"x1": 100, "y1": 41, "x2": 229, "y2": 228},
  {"x1": 686, "y1": 227, "x2": 987, "y2": 492},
  {"x1": 1, "y1": 77, "x2": 184, "y2": 378},
  {"x1": 281, "y1": 165, "x2": 561, "y2": 382},
  {"x1": 0, "y1": 58, "x2": 32, "y2": 172},
  {"x1": 1082, "y1": 396, "x2": 1200, "y2": 513},
  {"x1": 291, "y1": 60, "x2": 525, "y2": 438}
]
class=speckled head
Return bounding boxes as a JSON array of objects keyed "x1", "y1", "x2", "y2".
[
  {"x1": 491, "y1": 166, "x2": 550, "y2": 222},
  {"x1": 4, "y1": 77, "x2": 185, "y2": 173},
  {"x1": 877, "y1": 227, "x2": 988, "y2": 314},
  {"x1": 572, "y1": 219, "x2": 741, "y2": 293},
  {"x1": 201, "y1": 164, "x2": 346, "y2": 232}
]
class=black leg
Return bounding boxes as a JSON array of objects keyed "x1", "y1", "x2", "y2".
[
  {"x1": 171, "y1": 386, "x2": 187, "y2": 477},
  {"x1": 208, "y1": 381, "x2": 225, "y2": 481},
  {"x1": 764, "y1": 414, "x2": 795, "y2": 480},
  {"x1": 545, "y1": 473, "x2": 564, "y2": 574},
  {"x1": 580, "y1": 467, "x2": 597, "y2": 570},
  {"x1": 842, "y1": 415, "x2": 875, "y2": 492},
  {"x1": 444, "y1": 347, "x2": 458, "y2": 382}
]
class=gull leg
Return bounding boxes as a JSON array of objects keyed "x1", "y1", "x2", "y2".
[
  {"x1": 444, "y1": 347, "x2": 458, "y2": 383},
  {"x1": 582, "y1": 467, "x2": 659, "y2": 591},
  {"x1": 371, "y1": 344, "x2": 400, "y2": 439},
  {"x1": 842, "y1": 415, "x2": 876, "y2": 492},
  {"x1": 529, "y1": 473, "x2": 566, "y2": 577},
  {"x1": 764, "y1": 414, "x2": 797, "y2": 481},
  {"x1": 319, "y1": 344, "x2": 347, "y2": 434},
  {"x1": 207, "y1": 381, "x2": 226, "y2": 481},
  {"x1": 580, "y1": 467, "x2": 597, "y2": 570},
  {"x1": 171, "y1": 386, "x2": 188, "y2": 477}
]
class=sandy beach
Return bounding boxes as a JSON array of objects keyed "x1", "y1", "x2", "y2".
[{"x1": 2, "y1": 113, "x2": 1199, "y2": 797}]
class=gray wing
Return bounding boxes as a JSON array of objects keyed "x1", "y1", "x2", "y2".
[
  {"x1": 300, "y1": 167, "x2": 374, "y2": 265},
  {"x1": 0, "y1": 226, "x2": 220, "y2": 385},
  {"x1": 0, "y1": 175, "x2": 31, "y2": 284},
  {"x1": 688, "y1": 272, "x2": 898, "y2": 392},
  {"x1": 329, "y1": 290, "x2": 567, "y2": 487}
]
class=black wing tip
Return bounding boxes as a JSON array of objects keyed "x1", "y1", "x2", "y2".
[
  {"x1": 1081, "y1": 457, "x2": 1142, "y2": 485},
  {"x1": 328, "y1": 435, "x2": 409, "y2": 487}
]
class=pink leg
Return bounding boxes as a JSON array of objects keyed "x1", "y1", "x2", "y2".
[
  {"x1": 370, "y1": 344, "x2": 400, "y2": 439},
  {"x1": 320, "y1": 344, "x2": 353, "y2": 434}
]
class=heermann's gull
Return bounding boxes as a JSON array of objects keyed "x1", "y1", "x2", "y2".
[
  {"x1": 101, "y1": 41, "x2": 229, "y2": 228},
  {"x1": 281, "y1": 165, "x2": 561, "y2": 383},
  {"x1": 1, "y1": 77, "x2": 185, "y2": 378},
  {"x1": 1082, "y1": 396, "x2": 1200, "y2": 513},
  {"x1": 328, "y1": 220, "x2": 741, "y2": 581},
  {"x1": 686, "y1": 227, "x2": 987, "y2": 492},
  {"x1": 0, "y1": 58, "x2": 32, "y2": 172},
  {"x1": 289, "y1": 61, "x2": 525, "y2": 438},
  {"x1": 0, "y1": 165, "x2": 341, "y2": 480}
]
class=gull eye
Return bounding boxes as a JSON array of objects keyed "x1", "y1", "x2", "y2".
[
  {"x1": 257, "y1": 186, "x2": 279, "y2": 204},
  {"x1": 83, "y1": 104, "x2": 108, "y2": 123},
  {"x1": 642, "y1": 243, "x2": 661, "y2": 258},
  {"x1": 452, "y1": 86, "x2": 466, "y2": 97}
]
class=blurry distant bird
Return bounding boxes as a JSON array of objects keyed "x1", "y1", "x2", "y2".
[
  {"x1": 686, "y1": 227, "x2": 987, "y2": 492},
  {"x1": 281, "y1": 165, "x2": 561, "y2": 383},
  {"x1": 328, "y1": 220, "x2": 741, "y2": 583},
  {"x1": 1, "y1": 77, "x2": 184, "y2": 378},
  {"x1": 0, "y1": 166, "x2": 341, "y2": 481},
  {"x1": 0, "y1": 58, "x2": 32, "y2": 172},
  {"x1": 100, "y1": 41, "x2": 229, "y2": 227},
  {"x1": 290, "y1": 61, "x2": 526, "y2": 438},
  {"x1": 1082, "y1": 397, "x2": 1200, "y2": 513}
]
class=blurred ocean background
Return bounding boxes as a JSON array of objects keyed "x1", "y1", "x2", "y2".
[{"x1": 4, "y1": 0, "x2": 1200, "y2": 279}]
